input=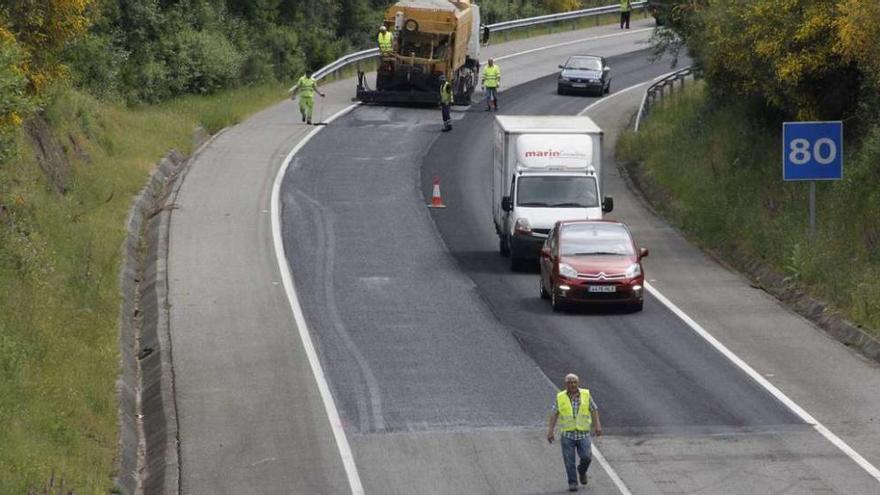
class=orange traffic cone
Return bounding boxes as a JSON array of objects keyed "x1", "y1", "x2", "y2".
[{"x1": 427, "y1": 176, "x2": 446, "y2": 208}]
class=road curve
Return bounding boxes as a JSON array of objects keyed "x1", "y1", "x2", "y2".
[
  {"x1": 283, "y1": 35, "x2": 880, "y2": 495},
  {"x1": 168, "y1": 18, "x2": 660, "y2": 495}
]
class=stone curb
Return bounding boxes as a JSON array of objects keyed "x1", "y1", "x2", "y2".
[
  {"x1": 117, "y1": 126, "x2": 222, "y2": 494},
  {"x1": 617, "y1": 152, "x2": 880, "y2": 366}
]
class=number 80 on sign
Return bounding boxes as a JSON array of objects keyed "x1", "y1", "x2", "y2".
[{"x1": 783, "y1": 121, "x2": 843, "y2": 181}]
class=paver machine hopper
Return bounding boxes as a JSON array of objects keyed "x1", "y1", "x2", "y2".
[{"x1": 357, "y1": 0, "x2": 482, "y2": 105}]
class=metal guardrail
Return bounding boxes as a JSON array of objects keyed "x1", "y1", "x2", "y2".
[
  {"x1": 290, "y1": 1, "x2": 649, "y2": 93},
  {"x1": 490, "y1": 1, "x2": 647, "y2": 32},
  {"x1": 634, "y1": 66, "x2": 696, "y2": 132}
]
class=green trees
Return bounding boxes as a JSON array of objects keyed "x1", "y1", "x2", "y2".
[{"x1": 659, "y1": 0, "x2": 880, "y2": 123}]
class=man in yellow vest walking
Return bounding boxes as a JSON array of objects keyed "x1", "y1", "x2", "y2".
[
  {"x1": 378, "y1": 26, "x2": 394, "y2": 56},
  {"x1": 482, "y1": 58, "x2": 501, "y2": 111},
  {"x1": 620, "y1": 0, "x2": 632, "y2": 29},
  {"x1": 547, "y1": 373, "x2": 603, "y2": 492},
  {"x1": 293, "y1": 70, "x2": 325, "y2": 125}
]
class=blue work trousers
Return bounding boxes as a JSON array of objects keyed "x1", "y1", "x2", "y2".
[{"x1": 561, "y1": 435, "x2": 592, "y2": 486}]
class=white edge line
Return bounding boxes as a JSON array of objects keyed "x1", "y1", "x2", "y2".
[
  {"x1": 494, "y1": 27, "x2": 654, "y2": 62},
  {"x1": 579, "y1": 67, "x2": 685, "y2": 116},
  {"x1": 270, "y1": 102, "x2": 366, "y2": 495},
  {"x1": 644, "y1": 283, "x2": 880, "y2": 483},
  {"x1": 580, "y1": 80, "x2": 880, "y2": 483}
]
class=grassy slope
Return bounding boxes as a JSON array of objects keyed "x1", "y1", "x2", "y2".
[
  {"x1": 618, "y1": 83, "x2": 880, "y2": 336},
  {"x1": 0, "y1": 81, "x2": 288, "y2": 493}
]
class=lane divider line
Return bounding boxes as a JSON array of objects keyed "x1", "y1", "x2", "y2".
[
  {"x1": 271, "y1": 103, "x2": 366, "y2": 495},
  {"x1": 581, "y1": 81, "x2": 880, "y2": 484},
  {"x1": 494, "y1": 27, "x2": 654, "y2": 62},
  {"x1": 644, "y1": 283, "x2": 880, "y2": 483}
]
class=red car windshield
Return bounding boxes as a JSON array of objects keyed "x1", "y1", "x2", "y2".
[{"x1": 560, "y1": 224, "x2": 634, "y2": 256}]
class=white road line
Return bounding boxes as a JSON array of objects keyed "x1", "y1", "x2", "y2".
[
  {"x1": 645, "y1": 283, "x2": 880, "y2": 483},
  {"x1": 267, "y1": 27, "x2": 654, "y2": 495},
  {"x1": 270, "y1": 103, "x2": 365, "y2": 495},
  {"x1": 494, "y1": 28, "x2": 654, "y2": 62},
  {"x1": 579, "y1": 68, "x2": 684, "y2": 116},
  {"x1": 581, "y1": 81, "x2": 880, "y2": 484}
]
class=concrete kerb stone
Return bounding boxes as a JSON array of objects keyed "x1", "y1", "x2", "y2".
[
  {"x1": 117, "y1": 125, "x2": 219, "y2": 495},
  {"x1": 617, "y1": 124, "x2": 880, "y2": 366}
]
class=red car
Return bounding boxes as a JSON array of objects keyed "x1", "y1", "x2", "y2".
[{"x1": 539, "y1": 220, "x2": 648, "y2": 312}]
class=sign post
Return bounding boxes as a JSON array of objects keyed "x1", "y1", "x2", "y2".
[{"x1": 782, "y1": 121, "x2": 843, "y2": 238}]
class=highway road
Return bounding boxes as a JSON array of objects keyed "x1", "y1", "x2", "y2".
[
  {"x1": 283, "y1": 48, "x2": 880, "y2": 495},
  {"x1": 168, "y1": 15, "x2": 880, "y2": 495}
]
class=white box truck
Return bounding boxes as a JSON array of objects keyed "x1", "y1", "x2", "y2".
[{"x1": 493, "y1": 115, "x2": 613, "y2": 268}]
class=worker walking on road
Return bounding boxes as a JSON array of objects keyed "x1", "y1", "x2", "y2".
[
  {"x1": 439, "y1": 74, "x2": 453, "y2": 132},
  {"x1": 547, "y1": 373, "x2": 603, "y2": 492},
  {"x1": 482, "y1": 58, "x2": 501, "y2": 111},
  {"x1": 620, "y1": 0, "x2": 631, "y2": 29},
  {"x1": 378, "y1": 25, "x2": 394, "y2": 56},
  {"x1": 293, "y1": 70, "x2": 325, "y2": 125}
]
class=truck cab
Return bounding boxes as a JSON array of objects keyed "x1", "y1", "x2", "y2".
[{"x1": 492, "y1": 117, "x2": 613, "y2": 269}]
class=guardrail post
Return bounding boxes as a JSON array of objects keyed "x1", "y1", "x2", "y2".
[{"x1": 571, "y1": 19, "x2": 576, "y2": 30}]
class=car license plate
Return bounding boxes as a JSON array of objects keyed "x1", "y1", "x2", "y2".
[
  {"x1": 572, "y1": 83, "x2": 587, "y2": 88},
  {"x1": 588, "y1": 285, "x2": 616, "y2": 293}
]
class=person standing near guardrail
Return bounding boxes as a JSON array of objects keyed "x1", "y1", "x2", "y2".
[
  {"x1": 547, "y1": 373, "x2": 603, "y2": 492},
  {"x1": 378, "y1": 25, "x2": 394, "y2": 56},
  {"x1": 439, "y1": 74, "x2": 453, "y2": 132},
  {"x1": 620, "y1": 0, "x2": 632, "y2": 29},
  {"x1": 293, "y1": 70, "x2": 325, "y2": 125},
  {"x1": 482, "y1": 58, "x2": 501, "y2": 111}
]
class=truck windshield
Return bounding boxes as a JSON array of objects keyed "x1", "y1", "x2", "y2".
[{"x1": 516, "y1": 176, "x2": 598, "y2": 208}]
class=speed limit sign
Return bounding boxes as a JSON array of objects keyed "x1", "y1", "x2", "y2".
[{"x1": 783, "y1": 122, "x2": 843, "y2": 181}]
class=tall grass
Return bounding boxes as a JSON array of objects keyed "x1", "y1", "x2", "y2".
[
  {"x1": 618, "y1": 83, "x2": 880, "y2": 335},
  {"x1": 0, "y1": 80, "x2": 289, "y2": 493}
]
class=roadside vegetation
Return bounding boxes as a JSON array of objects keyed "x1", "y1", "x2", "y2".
[
  {"x1": 619, "y1": 0, "x2": 880, "y2": 336},
  {"x1": 0, "y1": 0, "x2": 617, "y2": 491}
]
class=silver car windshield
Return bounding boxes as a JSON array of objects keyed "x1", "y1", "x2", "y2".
[
  {"x1": 516, "y1": 176, "x2": 599, "y2": 208},
  {"x1": 560, "y1": 224, "x2": 634, "y2": 256}
]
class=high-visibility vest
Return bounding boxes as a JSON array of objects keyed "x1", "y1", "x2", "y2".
[
  {"x1": 378, "y1": 32, "x2": 393, "y2": 52},
  {"x1": 556, "y1": 389, "x2": 592, "y2": 432},
  {"x1": 298, "y1": 76, "x2": 317, "y2": 98},
  {"x1": 620, "y1": 0, "x2": 631, "y2": 12},
  {"x1": 440, "y1": 81, "x2": 453, "y2": 104},
  {"x1": 483, "y1": 65, "x2": 501, "y2": 88}
]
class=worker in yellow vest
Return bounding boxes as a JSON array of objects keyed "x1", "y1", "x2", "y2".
[
  {"x1": 439, "y1": 74, "x2": 453, "y2": 132},
  {"x1": 378, "y1": 26, "x2": 394, "y2": 56},
  {"x1": 620, "y1": 0, "x2": 632, "y2": 29},
  {"x1": 547, "y1": 373, "x2": 603, "y2": 492},
  {"x1": 293, "y1": 70, "x2": 325, "y2": 125},
  {"x1": 481, "y1": 58, "x2": 501, "y2": 111}
]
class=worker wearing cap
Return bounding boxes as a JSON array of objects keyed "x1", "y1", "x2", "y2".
[
  {"x1": 439, "y1": 74, "x2": 453, "y2": 132},
  {"x1": 547, "y1": 373, "x2": 602, "y2": 492},
  {"x1": 293, "y1": 70, "x2": 325, "y2": 125},
  {"x1": 482, "y1": 58, "x2": 501, "y2": 111},
  {"x1": 378, "y1": 26, "x2": 394, "y2": 56}
]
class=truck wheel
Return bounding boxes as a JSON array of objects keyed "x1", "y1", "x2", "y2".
[
  {"x1": 510, "y1": 256, "x2": 522, "y2": 271},
  {"x1": 499, "y1": 236, "x2": 510, "y2": 257}
]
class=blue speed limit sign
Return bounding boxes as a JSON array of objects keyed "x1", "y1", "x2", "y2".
[{"x1": 783, "y1": 122, "x2": 843, "y2": 181}]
